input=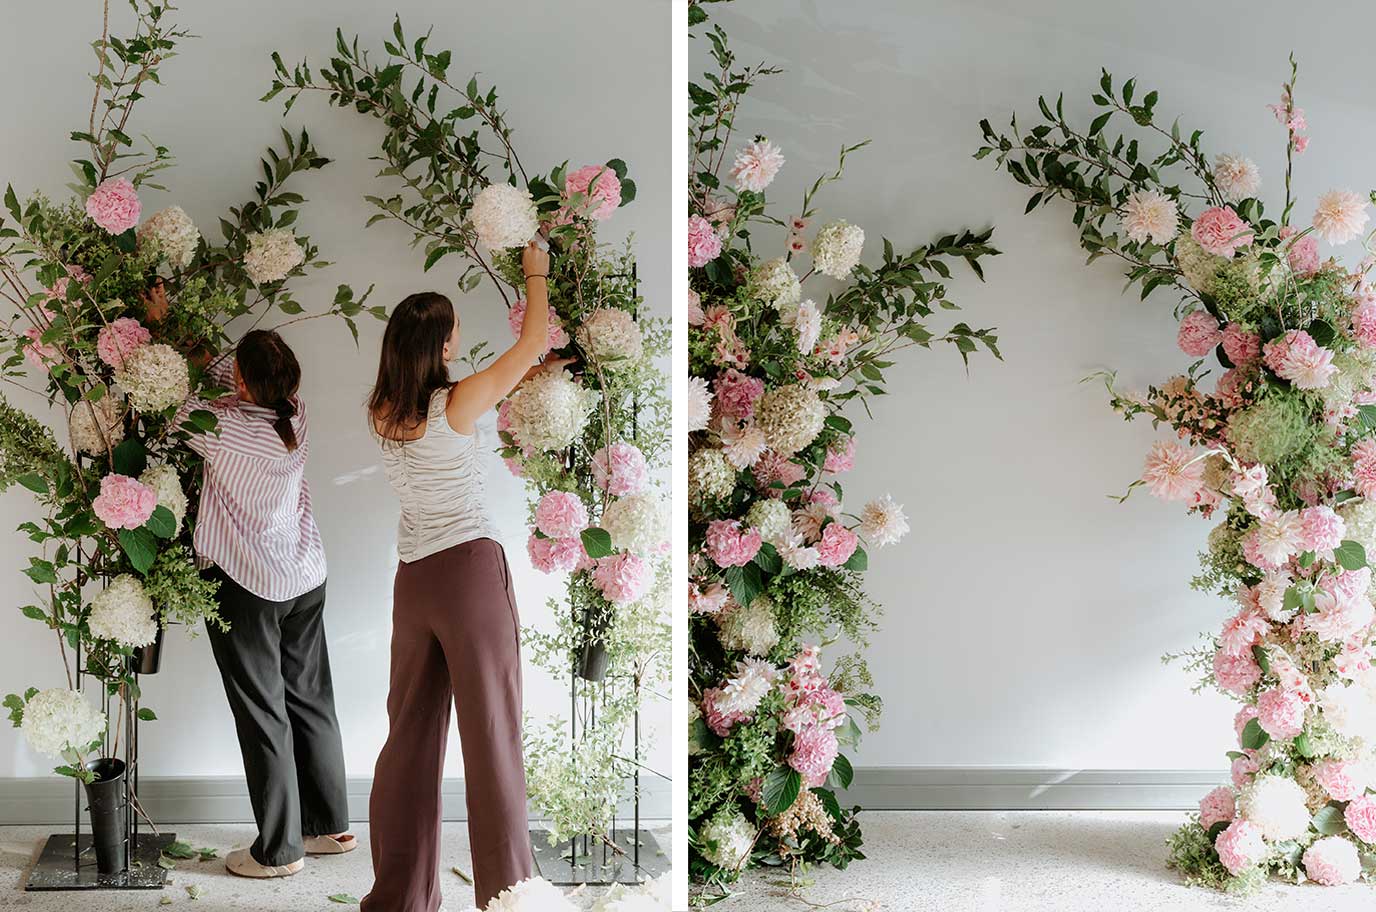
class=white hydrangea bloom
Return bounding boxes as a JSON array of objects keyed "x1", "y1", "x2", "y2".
[
  {"x1": 590, "y1": 876, "x2": 671, "y2": 912},
  {"x1": 485, "y1": 876, "x2": 578, "y2": 912},
  {"x1": 69, "y1": 395, "x2": 126, "y2": 455},
  {"x1": 20, "y1": 688, "x2": 106, "y2": 759},
  {"x1": 243, "y1": 228, "x2": 305, "y2": 284},
  {"x1": 88, "y1": 574, "x2": 158, "y2": 648},
  {"x1": 810, "y1": 220, "x2": 864, "y2": 279},
  {"x1": 577, "y1": 307, "x2": 643, "y2": 365},
  {"x1": 470, "y1": 183, "x2": 539, "y2": 249},
  {"x1": 139, "y1": 464, "x2": 187, "y2": 536},
  {"x1": 1238, "y1": 774, "x2": 1312, "y2": 841},
  {"x1": 751, "y1": 256, "x2": 801, "y2": 309},
  {"x1": 756, "y1": 384, "x2": 825, "y2": 455},
  {"x1": 137, "y1": 205, "x2": 201, "y2": 268},
  {"x1": 718, "y1": 594, "x2": 780, "y2": 657},
  {"x1": 688, "y1": 448, "x2": 736, "y2": 505},
  {"x1": 1323, "y1": 676, "x2": 1376, "y2": 741},
  {"x1": 698, "y1": 808, "x2": 756, "y2": 871},
  {"x1": 116, "y1": 343, "x2": 189, "y2": 412},
  {"x1": 859, "y1": 494, "x2": 909, "y2": 547},
  {"x1": 505, "y1": 370, "x2": 599, "y2": 452},
  {"x1": 601, "y1": 492, "x2": 668, "y2": 555},
  {"x1": 745, "y1": 498, "x2": 792, "y2": 546}
]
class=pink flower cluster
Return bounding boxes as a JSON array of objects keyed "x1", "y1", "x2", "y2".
[
  {"x1": 1215, "y1": 819, "x2": 1265, "y2": 874},
  {"x1": 1255, "y1": 686, "x2": 1306, "y2": 739},
  {"x1": 823, "y1": 437, "x2": 855, "y2": 474},
  {"x1": 753, "y1": 451, "x2": 806, "y2": 492},
  {"x1": 592, "y1": 552, "x2": 651, "y2": 605},
  {"x1": 22, "y1": 328, "x2": 59, "y2": 369},
  {"x1": 591, "y1": 442, "x2": 649, "y2": 496},
  {"x1": 688, "y1": 215, "x2": 723, "y2": 268},
  {"x1": 96, "y1": 317, "x2": 151, "y2": 369},
  {"x1": 1198, "y1": 786, "x2": 1235, "y2": 831},
  {"x1": 1313, "y1": 759, "x2": 1365, "y2": 802},
  {"x1": 534, "y1": 491, "x2": 588, "y2": 539},
  {"x1": 508, "y1": 297, "x2": 570, "y2": 354},
  {"x1": 1262, "y1": 329, "x2": 1336, "y2": 390},
  {"x1": 92, "y1": 474, "x2": 157, "y2": 530},
  {"x1": 85, "y1": 177, "x2": 141, "y2": 234},
  {"x1": 1354, "y1": 438, "x2": 1376, "y2": 498},
  {"x1": 815, "y1": 523, "x2": 859, "y2": 567},
  {"x1": 779, "y1": 645, "x2": 844, "y2": 787},
  {"x1": 1191, "y1": 206, "x2": 1253, "y2": 257},
  {"x1": 1220, "y1": 323, "x2": 1261, "y2": 366},
  {"x1": 527, "y1": 533, "x2": 587, "y2": 574},
  {"x1": 701, "y1": 686, "x2": 749, "y2": 737},
  {"x1": 1345, "y1": 794, "x2": 1376, "y2": 844},
  {"x1": 562, "y1": 164, "x2": 621, "y2": 222},
  {"x1": 1280, "y1": 225, "x2": 1320, "y2": 275},
  {"x1": 713, "y1": 369, "x2": 765, "y2": 420},
  {"x1": 1177, "y1": 311, "x2": 1222, "y2": 358},
  {"x1": 703, "y1": 519, "x2": 762, "y2": 568}
]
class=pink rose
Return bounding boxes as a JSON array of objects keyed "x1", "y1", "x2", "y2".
[
  {"x1": 562, "y1": 164, "x2": 622, "y2": 222},
  {"x1": 591, "y1": 442, "x2": 649, "y2": 496},
  {"x1": 508, "y1": 297, "x2": 569, "y2": 354},
  {"x1": 788, "y1": 726, "x2": 839, "y2": 788},
  {"x1": 815, "y1": 523, "x2": 859, "y2": 568},
  {"x1": 1313, "y1": 759, "x2": 1366, "y2": 802},
  {"x1": 1177, "y1": 310, "x2": 1222, "y2": 357},
  {"x1": 527, "y1": 533, "x2": 585, "y2": 574},
  {"x1": 534, "y1": 491, "x2": 588, "y2": 539},
  {"x1": 1214, "y1": 819, "x2": 1265, "y2": 874},
  {"x1": 92, "y1": 473, "x2": 157, "y2": 530},
  {"x1": 591, "y1": 552, "x2": 650, "y2": 604},
  {"x1": 1190, "y1": 206, "x2": 1253, "y2": 257},
  {"x1": 703, "y1": 519, "x2": 762, "y2": 568},
  {"x1": 96, "y1": 317, "x2": 151, "y2": 369},
  {"x1": 1256, "y1": 687, "x2": 1306, "y2": 740},
  {"x1": 713, "y1": 369, "x2": 765, "y2": 420},
  {"x1": 1344, "y1": 794, "x2": 1376, "y2": 844},
  {"x1": 823, "y1": 437, "x2": 856, "y2": 474},
  {"x1": 688, "y1": 215, "x2": 723, "y2": 268},
  {"x1": 1220, "y1": 323, "x2": 1260, "y2": 366},
  {"x1": 1198, "y1": 786, "x2": 1236, "y2": 831},
  {"x1": 85, "y1": 177, "x2": 141, "y2": 235}
]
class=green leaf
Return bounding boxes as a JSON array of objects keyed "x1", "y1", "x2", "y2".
[
  {"x1": 753, "y1": 542, "x2": 782, "y2": 575},
  {"x1": 1335, "y1": 540, "x2": 1367, "y2": 571},
  {"x1": 580, "y1": 527, "x2": 613, "y2": 559},
  {"x1": 827, "y1": 754, "x2": 855, "y2": 790},
  {"x1": 843, "y1": 546, "x2": 868, "y2": 572},
  {"x1": 1293, "y1": 732, "x2": 1317, "y2": 758},
  {"x1": 15, "y1": 474, "x2": 48, "y2": 494},
  {"x1": 328, "y1": 895, "x2": 360, "y2": 905},
  {"x1": 1251, "y1": 644, "x2": 1271, "y2": 677},
  {"x1": 137, "y1": 708, "x2": 157, "y2": 722},
  {"x1": 724, "y1": 562, "x2": 764, "y2": 607},
  {"x1": 112, "y1": 438, "x2": 147, "y2": 477},
  {"x1": 145, "y1": 505, "x2": 176, "y2": 539},
  {"x1": 1240, "y1": 718, "x2": 1270, "y2": 751},
  {"x1": 23, "y1": 559, "x2": 58, "y2": 585},
  {"x1": 761, "y1": 765, "x2": 801, "y2": 815},
  {"x1": 1313, "y1": 804, "x2": 1347, "y2": 836},
  {"x1": 162, "y1": 840, "x2": 198, "y2": 859},
  {"x1": 118, "y1": 527, "x2": 158, "y2": 575}
]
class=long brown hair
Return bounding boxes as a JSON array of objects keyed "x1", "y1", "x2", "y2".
[
  {"x1": 235, "y1": 329, "x2": 302, "y2": 452},
  {"x1": 367, "y1": 292, "x2": 455, "y2": 441}
]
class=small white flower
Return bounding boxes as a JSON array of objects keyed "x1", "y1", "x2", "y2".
[
  {"x1": 716, "y1": 657, "x2": 777, "y2": 715},
  {"x1": 751, "y1": 257, "x2": 801, "y2": 309},
  {"x1": 793, "y1": 299, "x2": 822, "y2": 355},
  {"x1": 698, "y1": 809, "x2": 756, "y2": 871},
  {"x1": 810, "y1": 221, "x2": 865, "y2": 279},
  {"x1": 469, "y1": 183, "x2": 539, "y2": 249},
  {"x1": 1213, "y1": 155, "x2": 1261, "y2": 203},
  {"x1": 859, "y1": 494, "x2": 909, "y2": 546}
]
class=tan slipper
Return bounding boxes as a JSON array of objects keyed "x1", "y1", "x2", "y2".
[
  {"x1": 225, "y1": 847, "x2": 304, "y2": 878},
  {"x1": 304, "y1": 834, "x2": 358, "y2": 855}
]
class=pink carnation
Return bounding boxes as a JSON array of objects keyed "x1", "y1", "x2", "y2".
[
  {"x1": 96, "y1": 317, "x2": 151, "y2": 369},
  {"x1": 702, "y1": 687, "x2": 749, "y2": 737},
  {"x1": 688, "y1": 215, "x2": 723, "y2": 268},
  {"x1": 591, "y1": 552, "x2": 651, "y2": 605},
  {"x1": 788, "y1": 726, "x2": 839, "y2": 788},
  {"x1": 703, "y1": 520, "x2": 762, "y2": 568},
  {"x1": 815, "y1": 523, "x2": 859, "y2": 568},
  {"x1": 823, "y1": 437, "x2": 855, "y2": 474},
  {"x1": 1313, "y1": 759, "x2": 1366, "y2": 802},
  {"x1": 1353, "y1": 301, "x2": 1376, "y2": 349},
  {"x1": 1299, "y1": 505, "x2": 1345, "y2": 555},
  {"x1": 1177, "y1": 310, "x2": 1223, "y2": 357},
  {"x1": 1141, "y1": 441, "x2": 1204, "y2": 502},
  {"x1": 1221, "y1": 323, "x2": 1261, "y2": 366},
  {"x1": 1198, "y1": 786, "x2": 1236, "y2": 831},
  {"x1": 562, "y1": 164, "x2": 622, "y2": 221},
  {"x1": 1302, "y1": 836, "x2": 1362, "y2": 886},
  {"x1": 1231, "y1": 753, "x2": 1260, "y2": 789},
  {"x1": 1191, "y1": 206, "x2": 1253, "y2": 257},
  {"x1": 1213, "y1": 649, "x2": 1261, "y2": 695},
  {"x1": 713, "y1": 369, "x2": 765, "y2": 420},
  {"x1": 527, "y1": 534, "x2": 585, "y2": 574},
  {"x1": 1214, "y1": 819, "x2": 1266, "y2": 874},
  {"x1": 534, "y1": 491, "x2": 589, "y2": 539},
  {"x1": 507, "y1": 297, "x2": 569, "y2": 354},
  {"x1": 1256, "y1": 687, "x2": 1306, "y2": 740},
  {"x1": 591, "y1": 442, "x2": 649, "y2": 496},
  {"x1": 85, "y1": 177, "x2": 141, "y2": 234},
  {"x1": 1344, "y1": 794, "x2": 1376, "y2": 844},
  {"x1": 92, "y1": 473, "x2": 157, "y2": 530}
]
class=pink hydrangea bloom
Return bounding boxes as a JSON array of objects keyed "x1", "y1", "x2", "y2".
[
  {"x1": 22, "y1": 328, "x2": 59, "y2": 368},
  {"x1": 1191, "y1": 206, "x2": 1253, "y2": 257},
  {"x1": 1177, "y1": 310, "x2": 1223, "y2": 357},
  {"x1": 503, "y1": 456, "x2": 524, "y2": 477},
  {"x1": 591, "y1": 552, "x2": 650, "y2": 605},
  {"x1": 562, "y1": 165, "x2": 621, "y2": 221},
  {"x1": 688, "y1": 215, "x2": 723, "y2": 268},
  {"x1": 1280, "y1": 225, "x2": 1321, "y2": 275},
  {"x1": 1302, "y1": 836, "x2": 1362, "y2": 886},
  {"x1": 1299, "y1": 505, "x2": 1345, "y2": 555},
  {"x1": 1231, "y1": 753, "x2": 1260, "y2": 789},
  {"x1": 1198, "y1": 786, "x2": 1236, "y2": 831},
  {"x1": 823, "y1": 437, "x2": 855, "y2": 474},
  {"x1": 1141, "y1": 441, "x2": 1205, "y2": 502},
  {"x1": 1256, "y1": 687, "x2": 1306, "y2": 739},
  {"x1": 1313, "y1": 759, "x2": 1366, "y2": 802},
  {"x1": 782, "y1": 686, "x2": 846, "y2": 735},
  {"x1": 1215, "y1": 819, "x2": 1266, "y2": 874},
  {"x1": 713, "y1": 369, "x2": 765, "y2": 420},
  {"x1": 591, "y1": 442, "x2": 649, "y2": 496},
  {"x1": 96, "y1": 317, "x2": 151, "y2": 369},
  {"x1": 85, "y1": 177, "x2": 141, "y2": 234},
  {"x1": 1353, "y1": 301, "x2": 1376, "y2": 349},
  {"x1": 701, "y1": 687, "x2": 749, "y2": 737},
  {"x1": 1344, "y1": 794, "x2": 1376, "y2": 844},
  {"x1": 815, "y1": 523, "x2": 859, "y2": 568},
  {"x1": 1354, "y1": 439, "x2": 1376, "y2": 499},
  {"x1": 703, "y1": 520, "x2": 762, "y2": 568},
  {"x1": 92, "y1": 474, "x2": 157, "y2": 530},
  {"x1": 507, "y1": 297, "x2": 569, "y2": 354},
  {"x1": 1213, "y1": 648, "x2": 1261, "y2": 695},
  {"x1": 1233, "y1": 705, "x2": 1259, "y2": 743},
  {"x1": 788, "y1": 726, "x2": 839, "y2": 788},
  {"x1": 1221, "y1": 323, "x2": 1261, "y2": 366},
  {"x1": 527, "y1": 533, "x2": 585, "y2": 574},
  {"x1": 534, "y1": 491, "x2": 589, "y2": 539}
]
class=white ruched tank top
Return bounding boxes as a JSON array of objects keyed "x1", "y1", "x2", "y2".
[{"x1": 378, "y1": 386, "x2": 500, "y2": 563}]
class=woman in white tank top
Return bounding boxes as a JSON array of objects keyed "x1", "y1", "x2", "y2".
[{"x1": 362, "y1": 243, "x2": 568, "y2": 911}]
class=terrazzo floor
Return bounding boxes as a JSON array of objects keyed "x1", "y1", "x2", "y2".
[
  {"x1": 702, "y1": 811, "x2": 1374, "y2": 912},
  {"x1": 0, "y1": 822, "x2": 669, "y2": 910}
]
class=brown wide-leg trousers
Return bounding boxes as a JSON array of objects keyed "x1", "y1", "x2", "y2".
[{"x1": 361, "y1": 537, "x2": 533, "y2": 912}]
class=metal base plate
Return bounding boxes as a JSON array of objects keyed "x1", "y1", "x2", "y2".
[
  {"x1": 26, "y1": 832, "x2": 176, "y2": 891},
  {"x1": 531, "y1": 828, "x2": 668, "y2": 886}
]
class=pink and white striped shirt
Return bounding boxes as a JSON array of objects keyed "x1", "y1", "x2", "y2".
[{"x1": 175, "y1": 357, "x2": 327, "y2": 601}]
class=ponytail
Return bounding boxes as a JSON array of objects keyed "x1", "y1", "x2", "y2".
[
  {"x1": 235, "y1": 330, "x2": 303, "y2": 452},
  {"x1": 272, "y1": 399, "x2": 299, "y2": 452}
]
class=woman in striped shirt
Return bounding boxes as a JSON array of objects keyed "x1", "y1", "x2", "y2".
[{"x1": 168, "y1": 317, "x2": 355, "y2": 880}]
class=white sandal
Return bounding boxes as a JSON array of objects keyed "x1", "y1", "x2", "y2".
[
  {"x1": 304, "y1": 834, "x2": 358, "y2": 855},
  {"x1": 225, "y1": 847, "x2": 304, "y2": 878}
]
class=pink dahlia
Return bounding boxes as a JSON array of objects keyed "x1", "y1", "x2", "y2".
[
  {"x1": 713, "y1": 369, "x2": 765, "y2": 420},
  {"x1": 1256, "y1": 687, "x2": 1306, "y2": 740},
  {"x1": 753, "y1": 450, "x2": 806, "y2": 492},
  {"x1": 1213, "y1": 649, "x2": 1262, "y2": 695},
  {"x1": 730, "y1": 139, "x2": 785, "y2": 193},
  {"x1": 1345, "y1": 794, "x2": 1376, "y2": 844},
  {"x1": 1299, "y1": 505, "x2": 1346, "y2": 556},
  {"x1": 1141, "y1": 441, "x2": 1204, "y2": 502},
  {"x1": 85, "y1": 177, "x2": 141, "y2": 234},
  {"x1": 534, "y1": 491, "x2": 589, "y2": 539},
  {"x1": 688, "y1": 215, "x2": 723, "y2": 269},
  {"x1": 689, "y1": 580, "x2": 730, "y2": 616},
  {"x1": 1305, "y1": 590, "x2": 1375, "y2": 644},
  {"x1": 96, "y1": 317, "x2": 151, "y2": 370},
  {"x1": 1190, "y1": 206, "x2": 1253, "y2": 257},
  {"x1": 591, "y1": 442, "x2": 649, "y2": 496},
  {"x1": 702, "y1": 687, "x2": 749, "y2": 737},
  {"x1": 823, "y1": 437, "x2": 856, "y2": 474},
  {"x1": 1312, "y1": 759, "x2": 1366, "y2": 802},
  {"x1": 562, "y1": 164, "x2": 621, "y2": 221},
  {"x1": 1220, "y1": 323, "x2": 1261, "y2": 366},
  {"x1": 1177, "y1": 310, "x2": 1223, "y2": 357},
  {"x1": 703, "y1": 520, "x2": 762, "y2": 568},
  {"x1": 591, "y1": 552, "x2": 650, "y2": 605},
  {"x1": 1264, "y1": 329, "x2": 1336, "y2": 389},
  {"x1": 527, "y1": 533, "x2": 585, "y2": 574},
  {"x1": 1218, "y1": 609, "x2": 1269, "y2": 657},
  {"x1": 92, "y1": 473, "x2": 157, "y2": 530},
  {"x1": 507, "y1": 297, "x2": 569, "y2": 354},
  {"x1": 1214, "y1": 819, "x2": 1266, "y2": 874},
  {"x1": 1198, "y1": 786, "x2": 1236, "y2": 831},
  {"x1": 815, "y1": 523, "x2": 859, "y2": 568},
  {"x1": 1303, "y1": 836, "x2": 1362, "y2": 886},
  {"x1": 789, "y1": 726, "x2": 839, "y2": 788}
]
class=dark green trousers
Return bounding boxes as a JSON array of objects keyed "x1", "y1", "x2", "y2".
[{"x1": 203, "y1": 567, "x2": 350, "y2": 866}]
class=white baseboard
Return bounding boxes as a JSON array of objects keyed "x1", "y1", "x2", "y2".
[
  {"x1": 0, "y1": 776, "x2": 671, "y2": 827},
  {"x1": 839, "y1": 767, "x2": 1228, "y2": 810}
]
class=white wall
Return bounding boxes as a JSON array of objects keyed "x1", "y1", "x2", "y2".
[
  {"x1": 0, "y1": 0, "x2": 668, "y2": 782},
  {"x1": 704, "y1": 0, "x2": 1376, "y2": 771}
]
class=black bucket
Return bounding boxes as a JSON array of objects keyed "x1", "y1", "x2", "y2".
[
  {"x1": 576, "y1": 602, "x2": 613, "y2": 682},
  {"x1": 82, "y1": 758, "x2": 127, "y2": 875},
  {"x1": 133, "y1": 623, "x2": 165, "y2": 675}
]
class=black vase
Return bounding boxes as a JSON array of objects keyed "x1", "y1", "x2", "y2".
[
  {"x1": 132, "y1": 623, "x2": 165, "y2": 675},
  {"x1": 83, "y1": 758, "x2": 127, "y2": 875},
  {"x1": 577, "y1": 603, "x2": 612, "y2": 682}
]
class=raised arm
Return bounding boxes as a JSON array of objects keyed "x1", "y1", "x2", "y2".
[{"x1": 446, "y1": 241, "x2": 554, "y2": 431}]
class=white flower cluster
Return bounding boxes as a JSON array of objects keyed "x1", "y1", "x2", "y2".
[
  {"x1": 577, "y1": 307, "x2": 643, "y2": 365},
  {"x1": 751, "y1": 256, "x2": 801, "y2": 309},
  {"x1": 756, "y1": 384, "x2": 825, "y2": 455},
  {"x1": 810, "y1": 220, "x2": 864, "y2": 279},
  {"x1": 139, "y1": 463, "x2": 188, "y2": 535},
  {"x1": 505, "y1": 370, "x2": 599, "y2": 452},
  {"x1": 601, "y1": 492, "x2": 668, "y2": 555},
  {"x1": 859, "y1": 494, "x2": 909, "y2": 546},
  {"x1": 484, "y1": 876, "x2": 579, "y2": 912},
  {"x1": 698, "y1": 808, "x2": 756, "y2": 871},
  {"x1": 689, "y1": 448, "x2": 736, "y2": 506},
  {"x1": 745, "y1": 498, "x2": 792, "y2": 546},
  {"x1": 88, "y1": 574, "x2": 158, "y2": 648},
  {"x1": 716, "y1": 657, "x2": 776, "y2": 715},
  {"x1": 69, "y1": 395, "x2": 126, "y2": 455},
  {"x1": 20, "y1": 688, "x2": 106, "y2": 758},
  {"x1": 718, "y1": 594, "x2": 779, "y2": 656},
  {"x1": 1237, "y1": 774, "x2": 1310, "y2": 841},
  {"x1": 589, "y1": 873, "x2": 672, "y2": 912},
  {"x1": 243, "y1": 228, "x2": 305, "y2": 284},
  {"x1": 470, "y1": 183, "x2": 540, "y2": 250},
  {"x1": 137, "y1": 205, "x2": 201, "y2": 269},
  {"x1": 791, "y1": 299, "x2": 822, "y2": 355},
  {"x1": 116, "y1": 343, "x2": 189, "y2": 412}
]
